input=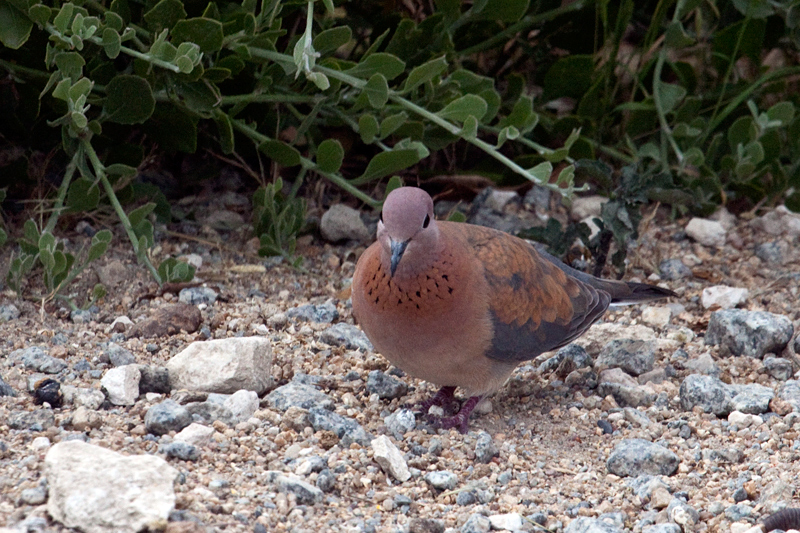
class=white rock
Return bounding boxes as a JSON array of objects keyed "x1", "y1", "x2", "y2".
[
  {"x1": 174, "y1": 423, "x2": 215, "y2": 446},
  {"x1": 710, "y1": 207, "x2": 737, "y2": 230},
  {"x1": 580, "y1": 216, "x2": 601, "y2": 239},
  {"x1": 485, "y1": 189, "x2": 519, "y2": 212},
  {"x1": 371, "y1": 435, "x2": 411, "y2": 482},
  {"x1": 685, "y1": 217, "x2": 726, "y2": 246},
  {"x1": 701, "y1": 285, "x2": 748, "y2": 309},
  {"x1": 641, "y1": 306, "x2": 671, "y2": 327},
  {"x1": 320, "y1": 204, "x2": 370, "y2": 243},
  {"x1": 474, "y1": 397, "x2": 493, "y2": 415},
  {"x1": 488, "y1": 512, "x2": 524, "y2": 531},
  {"x1": 31, "y1": 436, "x2": 51, "y2": 451},
  {"x1": 105, "y1": 316, "x2": 133, "y2": 333},
  {"x1": 728, "y1": 410, "x2": 762, "y2": 428},
  {"x1": 570, "y1": 195, "x2": 607, "y2": 221},
  {"x1": 45, "y1": 441, "x2": 178, "y2": 533},
  {"x1": 575, "y1": 323, "x2": 656, "y2": 354},
  {"x1": 100, "y1": 365, "x2": 141, "y2": 406},
  {"x1": 166, "y1": 337, "x2": 273, "y2": 394},
  {"x1": 751, "y1": 205, "x2": 800, "y2": 236},
  {"x1": 224, "y1": 389, "x2": 259, "y2": 423},
  {"x1": 730, "y1": 523, "x2": 753, "y2": 533}
]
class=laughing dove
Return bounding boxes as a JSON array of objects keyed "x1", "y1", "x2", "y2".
[{"x1": 352, "y1": 187, "x2": 675, "y2": 432}]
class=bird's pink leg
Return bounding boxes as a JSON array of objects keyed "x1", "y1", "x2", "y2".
[
  {"x1": 415, "y1": 386, "x2": 458, "y2": 415},
  {"x1": 431, "y1": 395, "x2": 482, "y2": 434}
]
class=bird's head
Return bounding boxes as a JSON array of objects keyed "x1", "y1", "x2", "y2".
[{"x1": 377, "y1": 187, "x2": 440, "y2": 278}]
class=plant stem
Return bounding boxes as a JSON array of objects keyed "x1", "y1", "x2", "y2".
[
  {"x1": 44, "y1": 151, "x2": 80, "y2": 235},
  {"x1": 231, "y1": 117, "x2": 380, "y2": 207},
  {"x1": 456, "y1": 1, "x2": 590, "y2": 56},
  {"x1": 81, "y1": 139, "x2": 163, "y2": 283},
  {"x1": 219, "y1": 93, "x2": 320, "y2": 105},
  {"x1": 651, "y1": 0, "x2": 686, "y2": 167},
  {"x1": 0, "y1": 59, "x2": 52, "y2": 81}
]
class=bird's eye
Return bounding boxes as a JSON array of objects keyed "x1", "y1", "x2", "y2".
[{"x1": 422, "y1": 214, "x2": 430, "y2": 228}]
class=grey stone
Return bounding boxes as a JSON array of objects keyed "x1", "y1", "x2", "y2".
[
  {"x1": 564, "y1": 517, "x2": 623, "y2": 533},
  {"x1": 264, "y1": 382, "x2": 334, "y2": 412},
  {"x1": 679, "y1": 374, "x2": 734, "y2": 416},
  {"x1": 409, "y1": 518, "x2": 445, "y2": 533},
  {"x1": 461, "y1": 514, "x2": 491, "y2": 533},
  {"x1": 308, "y1": 407, "x2": 371, "y2": 446},
  {"x1": 755, "y1": 241, "x2": 786, "y2": 264},
  {"x1": 764, "y1": 357, "x2": 794, "y2": 381},
  {"x1": 320, "y1": 204, "x2": 370, "y2": 243},
  {"x1": 684, "y1": 353, "x2": 720, "y2": 376},
  {"x1": 606, "y1": 439, "x2": 679, "y2": 477},
  {"x1": 160, "y1": 441, "x2": 200, "y2": 461},
  {"x1": 659, "y1": 259, "x2": 692, "y2": 280},
  {"x1": 100, "y1": 365, "x2": 140, "y2": 405},
  {"x1": 685, "y1": 218, "x2": 726, "y2": 246},
  {"x1": 729, "y1": 383, "x2": 773, "y2": 414},
  {"x1": 596, "y1": 339, "x2": 657, "y2": 376},
  {"x1": 366, "y1": 370, "x2": 408, "y2": 400},
  {"x1": 475, "y1": 431, "x2": 498, "y2": 464},
  {"x1": 316, "y1": 469, "x2": 336, "y2": 492},
  {"x1": 424, "y1": 471, "x2": 458, "y2": 491},
  {"x1": 667, "y1": 498, "x2": 699, "y2": 526},
  {"x1": 221, "y1": 389, "x2": 259, "y2": 423},
  {"x1": 166, "y1": 337, "x2": 273, "y2": 394},
  {"x1": 0, "y1": 303, "x2": 20, "y2": 322},
  {"x1": 778, "y1": 380, "x2": 800, "y2": 411},
  {"x1": 45, "y1": 440, "x2": 178, "y2": 533},
  {"x1": 318, "y1": 323, "x2": 373, "y2": 351},
  {"x1": 138, "y1": 366, "x2": 170, "y2": 394},
  {"x1": 0, "y1": 374, "x2": 15, "y2": 397},
  {"x1": 287, "y1": 302, "x2": 339, "y2": 323},
  {"x1": 705, "y1": 309, "x2": 793, "y2": 359},
  {"x1": 624, "y1": 475, "x2": 669, "y2": 500},
  {"x1": 15, "y1": 347, "x2": 67, "y2": 374},
  {"x1": 273, "y1": 473, "x2": 323, "y2": 504},
  {"x1": 538, "y1": 344, "x2": 593, "y2": 374},
  {"x1": 456, "y1": 491, "x2": 477, "y2": 506},
  {"x1": 106, "y1": 343, "x2": 136, "y2": 366},
  {"x1": 20, "y1": 486, "x2": 48, "y2": 505},
  {"x1": 724, "y1": 504, "x2": 753, "y2": 521},
  {"x1": 185, "y1": 401, "x2": 235, "y2": 425},
  {"x1": 145, "y1": 400, "x2": 193, "y2": 436},
  {"x1": 643, "y1": 524, "x2": 681, "y2": 533},
  {"x1": 70, "y1": 309, "x2": 92, "y2": 323},
  {"x1": 178, "y1": 287, "x2": 217, "y2": 305},
  {"x1": 385, "y1": 408, "x2": 416, "y2": 435},
  {"x1": 9, "y1": 409, "x2": 55, "y2": 431},
  {"x1": 524, "y1": 185, "x2": 551, "y2": 211}
]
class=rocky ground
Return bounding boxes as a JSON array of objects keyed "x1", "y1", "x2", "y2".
[{"x1": 1, "y1": 186, "x2": 800, "y2": 533}]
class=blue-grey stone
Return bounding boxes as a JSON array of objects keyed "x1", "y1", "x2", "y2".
[
  {"x1": 564, "y1": 517, "x2": 623, "y2": 533},
  {"x1": 538, "y1": 344, "x2": 593, "y2": 374},
  {"x1": 706, "y1": 309, "x2": 793, "y2": 359},
  {"x1": 145, "y1": 399, "x2": 192, "y2": 436},
  {"x1": 366, "y1": 370, "x2": 407, "y2": 400},
  {"x1": 179, "y1": 287, "x2": 217, "y2": 305},
  {"x1": 475, "y1": 431, "x2": 498, "y2": 464},
  {"x1": 659, "y1": 259, "x2": 692, "y2": 280},
  {"x1": 287, "y1": 302, "x2": 339, "y2": 323},
  {"x1": 425, "y1": 471, "x2": 458, "y2": 491},
  {"x1": 307, "y1": 407, "x2": 371, "y2": 446},
  {"x1": 318, "y1": 323, "x2": 373, "y2": 351},
  {"x1": 160, "y1": 441, "x2": 199, "y2": 461},
  {"x1": 264, "y1": 382, "x2": 334, "y2": 412},
  {"x1": 679, "y1": 374, "x2": 734, "y2": 416},
  {"x1": 106, "y1": 343, "x2": 136, "y2": 367},
  {"x1": 606, "y1": 439, "x2": 679, "y2": 477},
  {"x1": 16, "y1": 347, "x2": 67, "y2": 374},
  {"x1": 597, "y1": 339, "x2": 657, "y2": 376}
]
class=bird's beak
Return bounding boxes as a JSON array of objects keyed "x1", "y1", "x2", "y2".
[{"x1": 389, "y1": 239, "x2": 408, "y2": 277}]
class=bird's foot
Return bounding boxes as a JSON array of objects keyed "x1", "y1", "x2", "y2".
[
  {"x1": 413, "y1": 386, "x2": 459, "y2": 416},
  {"x1": 429, "y1": 395, "x2": 481, "y2": 434}
]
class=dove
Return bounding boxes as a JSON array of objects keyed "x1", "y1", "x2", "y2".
[{"x1": 351, "y1": 186, "x2": 675, "y2": 432}]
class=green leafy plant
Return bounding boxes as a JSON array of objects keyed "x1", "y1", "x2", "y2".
[{"x1": 252, "y1": 177, "x2": 306, "y2": 267}]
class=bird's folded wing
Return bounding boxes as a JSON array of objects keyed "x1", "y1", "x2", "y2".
[{"x1": 463, "y1": 225, "x2": 611, "y2": 362}]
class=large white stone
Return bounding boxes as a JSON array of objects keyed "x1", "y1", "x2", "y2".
[
  {"x1": 45, "y1": 441, "x2": 178, "y2": 533},
  {"x1": 701, "y1": 285, "x2": 748, "y2": 309},
  {"x1": 371, "y1": 435, "x2": 410, "y2": 482},
  {"x1": 685, "y1": 218, "x2": 726, "y2": 247},
  {"x1": 100, "y1": 365, "x2": 140, "y2": 405},
  {"x1": 174, "y1": 423, "x2": 215, "y2": 446},
  {"x1": 571, "y1": 195, "x2": 607, "y2": 221},
  {"x1": 224, "y1": 389, "x2": 259, "y2": 422},
  {"x1": 319, "y1": 204, "x2": 370, "y2": 243},
  {"x1": 166, "y1": 337, "x2": 272, "y2": 394}
]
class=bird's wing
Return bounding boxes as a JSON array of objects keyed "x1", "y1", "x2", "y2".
[{"x1": 456, "y1": 223, "x2": 611, "y2": 362}]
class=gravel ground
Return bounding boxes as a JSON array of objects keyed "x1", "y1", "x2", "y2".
[{"x1": 1, "y1": 189, "x2": 799, "y2": 533}]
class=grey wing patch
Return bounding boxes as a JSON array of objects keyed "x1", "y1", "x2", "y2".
[{"x1": 485, "y1": 280, "x2": 611, "y2": 363}]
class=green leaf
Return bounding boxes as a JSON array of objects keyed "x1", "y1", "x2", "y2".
[
  {"x1": 0, "y1": 227, "x2": 6, "y2": 248},
  {"x1": 447, "y1": 210, "x2": 466, "y2": 222},
  {"x1": 128, "y1": 203, "x2": 156, "y2": 227},
  {"x1": 499, "y1": 95, "x2": 538, "y2": 133},
  {"x1": 172, "y1": 17, "x2": 224, "y2": 53},
  {"x1": 684, "y1": 147, "x2": 704, "y2": 167},
  {"x1": 475, "y1": 0, "x2": 530, "y2": 22},
  {"x1": 28, "y1": 4, "x2": 51, "y2": 26},
  {"x1": 528, "y1": 161, "x2": 552, "y2": 184},
  {"x1": 403, "y1": 56, "x2": 448, "y2": 93},
  {"x1": 92, "y1": 283, "x2": 107, "y2": 302},
  {"x1": 385, "y1": 175, "x2": 404, "y2": 196},
  {"x1": 363, "y1": 73, "x2": 389, "y2": 109},
  {"x1": 316, "y1": 139, "x2": 344, "y2": 173},
  {"x1": 306, "y1": 71, "x2": 330, "y2": 91},
  {"x1": 655, "y1": 82, "x2": 686, "y2": 114},
  {"x1": 87, "y1": 230, "x2": 112, "y2": 262},
  {"x1": 102, "y1": 27, "x2": 121, "y2": 58},
  {"x1": 497, "y1": 126, "x2": 519, "y2": 148},
  {"x1": 143, "y1": 0, "x2": 186, "y2": 31},
  {"x1": 68, "y1": 77, "x2": 92, "y2": 101},
  {"x1": 379, "y1": 112, "x2": 408, "y2": 139},
  {"x1": 38, "y1": 232, "x2": 56, "y2": 254},
  {"x1": 321, "y1": 0, "x2": 334, "y2": 14},
  {"x1": 352, "y1": 149, "x2": 421, "y2": 184},
  {"x1": 394, "y1": 138, "x2": 430, "y2": 160},
  {"x1": 732, "y1": 0, "x2": 773, "y2": 18},
  {"x1": 460, "y1": 115, "x2": 478, "y2": 139},
  {"x1": 664, "y1": 21, "x2": 694, "y2": 49},
  {"x1": 66, "y1": 177, "x2": 100, "y2": 212},
  {"x1": 437, "y1": 94, "x2": 488, "y2": 122},
  {"x1": 543, "y1": 55, "x2": 594, "y2": 100},
  {"x1": 313, "y1": 26, "x2": 351, "y2": 55},
  {"x1": 54, "y1": 52, "x2": 85, "y2": 81},
  {"x1": 145, "y1": 104, "x2": 197, "y2": 152},
  {"x1": 51, "y1": 250, "x2": 67, "y2": 276},
  {"x1": 767, "y1": 101, "x2": 795, "y2": 125},
  {"x1": 53, "y1": 2, "x2": 74, "y2": 33},
  {"x1": 104, "y1": 75, "x2": 155, "y2": 124},
  {"x1": 104, "y1": 11, "x2": 123, "y2": 31},
  {"x1": 258, "y1": 139, "x2": 301, "y2": 167},
  {"x1": 105, "y1": 163, "x2": 137, "y2": 177},
  {"x1": 213, "y1": 110, "x2": 234, "y2": 154},
  {"x1": 359, "y1": 113, "x2": 379, "y2": 144},
  {"x1": 344, "y1": 53, "x2": 406, "y2": 80}
]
